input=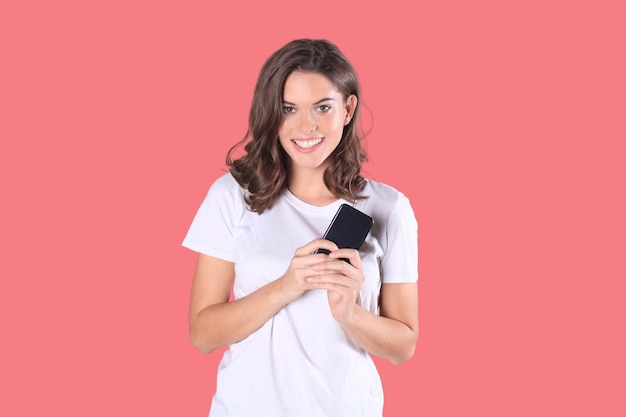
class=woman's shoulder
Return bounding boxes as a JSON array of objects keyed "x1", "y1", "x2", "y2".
[
  {"x1": 209, "y1": 171, "x2": 246, "y2": 194},
  {"x1": 204, "y1": 171, "x2": 248, "y2": 207},
  {"x1": 362, "y1": 178, "x2": 407, "y2": 202},
  {"x1": 360, "y1": 178, "x2": 414, "y2": 219}
]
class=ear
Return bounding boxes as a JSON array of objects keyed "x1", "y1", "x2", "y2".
[{"x1": 343, "y1": 94, "x2": 358, "y2": 125}]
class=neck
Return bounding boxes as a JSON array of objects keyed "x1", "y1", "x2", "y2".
[{"x1": 288, "y1": 167, "x2": 337, "y2": 207}]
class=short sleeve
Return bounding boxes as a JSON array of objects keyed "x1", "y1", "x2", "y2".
[
  {"x1": 181, "y1": 173, "x2": 246, "y2": 262},
  {"x1": 380, "y1": 195, "x2": 418, "y2": 283}
]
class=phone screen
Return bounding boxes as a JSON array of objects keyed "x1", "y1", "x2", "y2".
[{"x1": 316, "y1": 204, "x2": 373, "y2": 261}]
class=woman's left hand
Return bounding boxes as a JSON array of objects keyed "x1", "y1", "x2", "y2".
[{"x1": 307, "y1": 247, "x2": 365, "y2": 324}]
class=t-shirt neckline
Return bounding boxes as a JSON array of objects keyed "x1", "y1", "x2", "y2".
[{"x1": 284, "y1": 188, "x2": 347, "y2": 216}]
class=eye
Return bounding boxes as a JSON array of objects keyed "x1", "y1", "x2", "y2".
[
  {"x1": 317, "y1": 105, "x2": 331, "y2": 112},
  {"x1": 283, "y1": 107, "x2": 295, "y2": 114}
]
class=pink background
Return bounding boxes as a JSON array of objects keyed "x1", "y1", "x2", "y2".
[{"x1": 2, "y1": 0, "x2": 625, "y2": 415}]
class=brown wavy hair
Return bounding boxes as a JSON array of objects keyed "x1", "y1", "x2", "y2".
[{"x1": 226, "y1": 39, "x2": 368, "y2": 214}]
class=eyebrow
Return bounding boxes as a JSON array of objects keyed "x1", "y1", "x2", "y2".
[{"x1": 282, "y1": 98, "x2": 336, "y2": 106}]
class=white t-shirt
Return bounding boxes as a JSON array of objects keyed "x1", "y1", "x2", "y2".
[{"x1": 183, "y1": 173, "x2": 418, "y2": 417}]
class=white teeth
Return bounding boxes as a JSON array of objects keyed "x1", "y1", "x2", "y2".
[{"x1": 293, "y1": 138, "x2": 322, "y2": 149}]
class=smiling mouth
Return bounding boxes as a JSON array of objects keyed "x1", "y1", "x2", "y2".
[{"x1": 292, "y1": 138, "x2": 323, "y2": 149}]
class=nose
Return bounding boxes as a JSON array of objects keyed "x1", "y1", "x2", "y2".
[{"x1": 298, "y1": 111, "x2": 317, "y2": 134}]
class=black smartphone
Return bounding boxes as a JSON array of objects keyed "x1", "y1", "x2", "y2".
[{"x1": 315, "y1": 204, "x2": 374, "y2": 262}]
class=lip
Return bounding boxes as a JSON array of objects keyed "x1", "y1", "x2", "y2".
[{"x1": 291, "y1": 137, "x2": 324, "y2": 152}]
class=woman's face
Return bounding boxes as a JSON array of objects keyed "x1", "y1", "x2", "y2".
[{"x1": 278, "y1": 71, "x2": 356, "y2": 175}]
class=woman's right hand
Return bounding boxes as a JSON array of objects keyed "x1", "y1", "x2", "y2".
[
  {"x1": 189, "y1": 239, "x2": 340, "y2": 354},
  {"x1": 278, "y1": 238, "x2": 339, "y2": 304}
]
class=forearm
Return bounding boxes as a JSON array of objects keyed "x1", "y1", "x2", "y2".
[
  {"x1": 190, "y1": 279, "x2": 288, "y2": 354},
  {"x1": 341, "y1": 306, "x2": 418, "y2": 365}
]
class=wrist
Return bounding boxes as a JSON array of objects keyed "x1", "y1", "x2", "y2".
[
  {"x1": 272, "y1": 275, "x2": 301, "y2": 306},
  {"x1": 338, "y1": 302, "x2": 362, "y2": 328}
]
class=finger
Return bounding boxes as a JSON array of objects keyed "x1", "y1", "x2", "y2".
[
  {"x1": 311, "y1": 281, "x2": 356, "y2": 298},
  {"x1": 314, "y1": 261, "x2": 365, "y2": 285},
  {"x1": 295, "y1": 238, "x2": 340, "y2": 256},
  {"x1": 307, "y1": 273, "x2": 357, "y2": 289},
  {"x1": 329, "y1": 248, "x2": 362, "y2": 268},
  {"x1": 312, "y1": 258, "x2": 354, "y2": 275}
]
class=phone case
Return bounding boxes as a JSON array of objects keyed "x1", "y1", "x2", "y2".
[{"x1": 316, "y1": 204, "x2": 373, "y2": 261}]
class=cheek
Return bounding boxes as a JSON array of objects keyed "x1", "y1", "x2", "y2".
[
  {"x1": 277, "y1": 120, "x2": 288, "y2": 139},
  {"x1": 278, "y1": 117, "x2": 294, "y2": 137},
  {"x1": 325, "y1": 116, "x2": 345, "y2": 135},
  {"x1": 278, "y1": 124, "x2": 295, "y2": 152}
]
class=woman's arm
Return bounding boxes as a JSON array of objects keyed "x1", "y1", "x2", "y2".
[
  {"x1": 188, "y1": 239, "x2": 341, "y2": 354},
  {"x1": 308, "y1": 249, "x2": 418, "y2": 364},
  {"x1": 188, "y1": 254, "x2": 286, "y2": 354},
  {"x1": 341, "y1": 283, "x2": 418, "y2": 365}
]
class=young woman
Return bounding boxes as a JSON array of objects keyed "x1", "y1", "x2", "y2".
[{"x1": 183, "y1": 39, "x2": 418, "y2": 417}]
